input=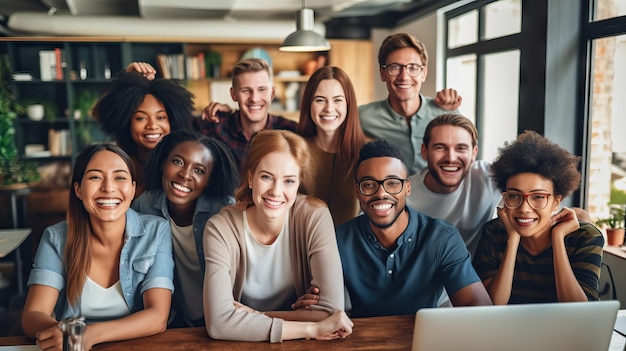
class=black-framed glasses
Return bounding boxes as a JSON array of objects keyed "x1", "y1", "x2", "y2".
[
  {"x1": 356, "y1": 177, "x2": 409, "y2": 196},
  {"x1": 502, "y1": 192, "x2": 552, "y2": 210},
  {"x1": 382, "y1": 63, "x2": 424, "y2": 77}
]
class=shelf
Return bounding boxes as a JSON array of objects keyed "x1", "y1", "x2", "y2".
[
  {"x1": 2, "y1": 37, "x2": 373, "y2": 167},
  {"x1": 15, "y1": 117, "x2": 71, "y2": 124}
]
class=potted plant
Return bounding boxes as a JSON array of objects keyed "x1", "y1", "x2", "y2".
[
  {"x1": 0, "y1": 54, "x2": 40, "y2": 188},
  {"x1": 597, "y1": 203, "x2": 626, "y2": 246}
]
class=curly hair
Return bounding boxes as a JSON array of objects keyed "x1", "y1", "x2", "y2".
[
  {"x1": 92, "y1": 72, "x2": 194, "y2": 157},
  {"x1": 491, "y1": 130, "x2": 581, "y2": 197},
  {"x1": 143, "y1": 130, "x2": 240, "y2": 199}
]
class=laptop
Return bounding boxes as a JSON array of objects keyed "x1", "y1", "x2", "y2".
[{"x1": 412, "y1": 300, "x2": 619, "y2": 351}]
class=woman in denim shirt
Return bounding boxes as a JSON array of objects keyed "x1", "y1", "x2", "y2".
[
  {"x1": 22, "y1": 144, "x2": 174, "y2": 351},
  {"x1": 132, "y1": 130, "x2": 239, "y2": 327}
]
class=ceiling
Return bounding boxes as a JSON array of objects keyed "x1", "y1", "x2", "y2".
[{"x1": 0, "y1": 0, "x2": 456, "y2": 37}]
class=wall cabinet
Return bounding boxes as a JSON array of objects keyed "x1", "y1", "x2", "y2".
[{"x1": 0, "y1": 37, "x2": 374, "y2": 164}]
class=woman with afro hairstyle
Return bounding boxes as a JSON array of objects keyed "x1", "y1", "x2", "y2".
[
  {"x1": 92, "y1": 66, "x2": 194, "y2": 197},
  {"x1": 132, "y1": 130, "x2": 239, "y2": 327},
  {"x1": 472, "y1": 130, "x2": 604, "y2": 304}
]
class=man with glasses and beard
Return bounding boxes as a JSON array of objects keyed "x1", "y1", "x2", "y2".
[{"x1": 335, "y1": 139, "x2": 492, "y2": 317}]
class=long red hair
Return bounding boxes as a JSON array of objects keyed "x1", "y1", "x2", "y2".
[{"x1": 297, "y1": 66, "x2": 367, "y2": 173}]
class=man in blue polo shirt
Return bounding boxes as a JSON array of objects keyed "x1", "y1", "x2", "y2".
[{"x1": 335, "y1": 139, "x2": 492, "y2": 317}]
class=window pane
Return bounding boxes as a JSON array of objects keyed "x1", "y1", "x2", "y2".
[
  {"x1": 481, "y1": 50, "x2": 519, "y2": 163},
  {"x1": 448, "y1": 10, "x2": 478, "y2": 49},
  {"x1": 594, "y1": 0, "x2": 626, "y2": 21},
  {"x1": 446, "y1": 54, "x2": 476, "y2": 124},
  {"x1": 483, "y1": 0, "x2": 521, "y2": 40},
  {"x1": 587, "y1": 34, "x2": 626, "y2": 220}
]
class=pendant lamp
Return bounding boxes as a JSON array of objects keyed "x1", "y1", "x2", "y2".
[{"x1": 279, "y1": 1, "x2": 331, "y2": 52}]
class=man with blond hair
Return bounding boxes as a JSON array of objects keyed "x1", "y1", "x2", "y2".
[{"x1": 194, "y1": 58, "x2": 297, "y2": 169}]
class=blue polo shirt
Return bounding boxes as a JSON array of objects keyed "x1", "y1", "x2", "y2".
[{"x1": 336, "y1": 206, "x2": 479, "y2": 317}]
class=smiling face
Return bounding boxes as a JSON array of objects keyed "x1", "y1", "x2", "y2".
[
  {"x1": 130, "y1": 94, "x2": 170, "y2": 159},
  {"x1": 421, "y1": 124, "x2": 477, "y2": 194},
  {"x1": 503, "y1": 172, "x2": 562, "y2": 238},
  {"x1": 310, "y1": 79, "x2": 347, "y2": 137},
  {"x1": 231, "y1": 70, "x2": 275, "y2": 130},
  {"x1": 74, "y1": 150, "x2": 136, "y2": 223},
  {"x1": 380, "y1": 47, "x2": 427, "y2": 106},
  {"x1": 161, "y1": 140, "x2": 214, "y2": 210},
  {"x1": 355, "y1": 156, "x2": 411, "y2": 230},
  {"x1": 247, "y1": 151, "x2": 300, "y2": 222}
]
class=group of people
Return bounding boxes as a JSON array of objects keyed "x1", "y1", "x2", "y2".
[{"x1": 19, "y1": 32, "x2": 604, "y2": 350}]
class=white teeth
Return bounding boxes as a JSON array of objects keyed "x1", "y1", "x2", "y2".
[
  {"x1": 320, "y1": 115, "x2": 337, "y2": 120},
  {"x1": 96, "y1": 199, "x2": 121, "y2": 206},
  {"x1": 265, "y1": 199, "x2": 282, "y2": 206},
  {"x1": 517, "y1": 218, "x2": 535, "y2": 223},
  {"x1": 248, "y1": 105, "x2": 263, "y2": 110},
  {"x1": 396, "y1": 84, "x2": 411, "y2": 89},
  {"x1": 172, "y1": 183, "x2": 191, "y2": 193},
  {"x1": 372, "y1": 203, "x2": 392, "y2": 210},
  {"x1": 442, "y1": 166, "x2": 460, "y2": 172},
  {"x1": 144, "y1": 134, "x2": 160, "y2": 140}
]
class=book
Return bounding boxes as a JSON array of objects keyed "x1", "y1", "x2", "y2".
[{"x1": 39, "y1": 50, "x2": 55, "y2": 81}]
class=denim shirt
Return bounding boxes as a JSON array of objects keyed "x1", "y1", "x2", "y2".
[
  {"x1": 132, "y1": 191, "x2": 233, "y2": 272},
  {"x1": 27, "y1": 208, "x2": 175, "y2": 320}
]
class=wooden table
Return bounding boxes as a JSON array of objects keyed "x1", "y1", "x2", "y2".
[{"x1": 0, "y1": 315, "x2": 415, "y2": 350}]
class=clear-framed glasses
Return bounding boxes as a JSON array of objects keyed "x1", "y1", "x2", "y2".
[
  {"x1": 502, "y1": 191, "x2": 552, "y2": 210},
  {"x1": 356, "y1": 177, "x2": 409, "y2": 196},
  {"x1": 382, "y1": 63, "x2": 424, "y2": 77}
]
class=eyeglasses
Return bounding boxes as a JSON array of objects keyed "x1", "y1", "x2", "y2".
[
  {"x1": 356, "y1": 177, "x2": 409, "y2": 196},
  {"x1": 502, "y1": 192, "x2": 552, "y2": 210},
  {"x1": 382, "y1": 63, "x2": 424, "y2": 77}
]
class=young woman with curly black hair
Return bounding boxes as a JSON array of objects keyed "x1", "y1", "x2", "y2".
[
  {"x1": 472, "y1": 130, "x2": 604, "y2": 304},
  {"x1": 92, "y1": 68, "x2": 194, "y2": 197}
]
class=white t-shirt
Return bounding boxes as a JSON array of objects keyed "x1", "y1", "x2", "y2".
[
  {"x1": 241, "y1": 210, "x2": 297, "y2": 312},
  {"x1": 407, "y1": 160, "x2": 502, "y2": 256},
  {"x1": 170, "y1": 221, "x2": 203, "y2": 322},
  {"x1": 81, "y1": 277, "x2": 131, "y2": 323}
]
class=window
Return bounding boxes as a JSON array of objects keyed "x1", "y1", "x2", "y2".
[
  {"x1": 444, "y1": 0, "x2": 521, "y2": 162},
  {"x1": 584, "y1": 0, "x2": 626, "y2": 219},
  {"x1": 593, "y1": 0, "x2": 626, "y2": 21}
]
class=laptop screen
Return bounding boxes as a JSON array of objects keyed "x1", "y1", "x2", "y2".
[{"x1": 412, "y1": 300, "x2": 619, "y2": 351}]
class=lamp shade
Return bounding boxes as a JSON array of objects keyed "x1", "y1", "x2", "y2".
[{"x1": 280, "y1": 8, "x2": 330, "y2": 52}]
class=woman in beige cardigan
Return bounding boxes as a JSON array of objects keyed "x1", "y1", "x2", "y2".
[{"x1": 203, "y1": 130, "x2": 352, "y2": 343}]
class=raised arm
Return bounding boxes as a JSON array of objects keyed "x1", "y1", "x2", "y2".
[
  {"x1": 550, "y1": 207, "x2": 591, "y2": 302},
  {"x1": 201, "y1": 102, "x2": 234, "y2": 123},
  {"x1": 434, "y1": 88, "x2": 462, "y2": 111},
  {"x1": 480, "y1": 208, "x2": 520, "y2": 304},
  {"x1": 126, "y1": 62, "x2": 157, "y2": 81}
]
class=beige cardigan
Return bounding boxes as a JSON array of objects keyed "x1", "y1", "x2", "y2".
[{"x1": 202, "y1": 194, "x2": 345, "y2": 343}]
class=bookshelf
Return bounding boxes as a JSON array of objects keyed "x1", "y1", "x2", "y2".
[{"x1": 0, "y1": 37, "x2": 373, "y2": 164}]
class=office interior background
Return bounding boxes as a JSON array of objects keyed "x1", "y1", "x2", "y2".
[{"x1": 0, "y1": 0, "x2": 625, "y2": 307}]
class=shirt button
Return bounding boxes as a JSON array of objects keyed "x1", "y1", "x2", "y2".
[
  {"x1": 407, "y1": 238, "x2": 412, "y2": 242},
  {"x1": 388, "y1": 270, "x2": 393, "y2": 275},
  {"x1": 390, "y1": 253, "x2": 395, "y2": 258}
]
